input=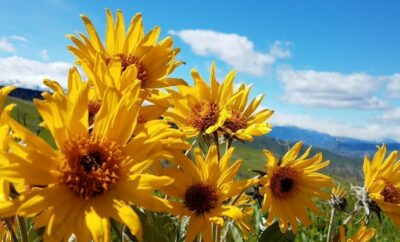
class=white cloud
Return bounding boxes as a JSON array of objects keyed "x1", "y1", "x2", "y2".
[
  {"x1": 386, "y1": 73, "x2": 400, "y2": 99},
  {"x1": 271, "y1": 112, "x2": 400, "y2": 142},
  {"x1": 277, "y1": 66, "x2": 386, "y2": 109},
  {"x1": 39, "y1": 49, "x2": 49, "y2": 61},
  {"x1": 382, "y1": 107, "x2": 400, "y2": 123},
  {"x1": 0, "y1": 38, "x2": 15, "y2": 53},
  {"x1": 0, "y1": 56, "x2": 70, "y2": 90},
  {"x1": 170, "y1": 29, "x2": 290, "y2": 76},
  {"x1": 270, "y1": 41, "x2": 292, "y2": 58},
  {"x1": 9, "y1": 35, "x2": 28, "y2": 42}
]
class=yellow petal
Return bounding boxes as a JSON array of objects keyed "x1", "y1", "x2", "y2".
[
  {"x1": 85, "y1": 206, "x2": 110, "y2": 242},
  {"x1": 109, "y1": 199, "x2": 143, "y2": 241},
  {"x1": 80, "y1": 14, "x2": 105, "y2": 53},
  {"x1": 105, "y1": 9, "x2": 116, "y2": 55}
]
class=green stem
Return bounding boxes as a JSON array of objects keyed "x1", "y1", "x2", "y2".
[
  {"x1": 226, "y1": 136, "x2": 233, "y2": 151},
  {"x1": 17, "y1": 216, "x2": 28, "y2": 242},
  {"x1": 5, "y1": 218, "x2": 18, "y2": 242},
  {"x1": 326, "y1": 208, "x2": 336, "y2": 242},
  {"x1": 231, "y1": 191, "x2": 245, "y2": 206},
  {"x1": 121, "y1": 225, "x2": 126, "y2": 242},
  {"x1": 185, "y1": 139, "x2": 197, "y2": 156},
  {"x1": 343, "y1": 206, "x2": 359, "y2": 228},
  {"x1": 212, "y1": 222, "x2": 220, "y2": 242},
  {"x1": 216, "y1": 224, "x2": 221, "y2": 242},
  {"x1": 213, "y1": 132, "x2": 220, "y2": 160}
]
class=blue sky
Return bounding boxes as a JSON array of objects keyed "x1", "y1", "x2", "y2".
[{"x1": 0, "y1": 0, "x2": 399, "y2": 141}]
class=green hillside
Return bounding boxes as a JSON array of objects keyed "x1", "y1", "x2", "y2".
[{"x1": 4, "y1": 97, "x2": 55, "y2": 147}]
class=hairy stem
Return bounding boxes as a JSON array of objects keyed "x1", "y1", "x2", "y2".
[
  {"x1": 326, "y1": 208, "x2": 336, "y2": 242},
  {"x1": 225, "y1": 136, "x2": 233, "y2": 152},
  {"x1": 185, "y1": 139, "x2": 197, "y2": 156},
  {"x1": 17, "y1": 216, "x2": 29, "y2": 242},
  {"x1": 5, "y1": 218, "x2": 18, "y2": 242},
  {"x1": 213, "y1": 132, "x2": 221, "y2": 160}
]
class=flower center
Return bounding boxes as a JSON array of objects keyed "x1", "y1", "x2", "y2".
[
  {"x1": 60, "y1": 135, "x2": 123, "y2": 200},
  {"x1": 270, "y1": 167, "x2": 299, "y2": 200},
  {"x1": 224, "y1": 110, "x2": 247, "y2": 132},
  {"x1": 137, "y1": 114, "x2": 147, "y2": 124},
  {"x1": 380, "y1": 181, "x2": 400, "y2": 204},
  {"x1": 184, "y1": 183, "x2": 218, "y2": 215},
  {"x1": 88, "y1": 100, "x2": 102, "y2": 126},
  {"x1": 188, "y1": 100, "x2": 220, "y2": 132}
]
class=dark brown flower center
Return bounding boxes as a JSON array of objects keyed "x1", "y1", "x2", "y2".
[
  {"x1": 61, "y1": 135, "x2": 123, "y2": 200},
  {"x1": 381, "y1": 181, "x2": 400, "y2": 204},
  {"x1": 224, "y1": 110, "x2": 247, "y2": 132},
  {"x1": 80, "y1": 152, "x2": 104, "y2": 172},
  {"x1": 88, "y1": 100, "x2": 102, "y2": 126},
  {"x1": 188, "y1": 100, "x2": 220, "y2": 132},
  {"x1": 184, "y1": 183, "x2": 218, "y2": 215},
  {"x1": 270, "y1": 167, "x2": 299, "y2": 200}
]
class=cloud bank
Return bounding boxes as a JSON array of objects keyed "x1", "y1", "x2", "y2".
[
  {"x1": 170, "y1": 29, "x2": 291, "y2": 76},
  {"x1": 0, "y1": 55, "x2": 70, "y2": 89},
  {"x1": 277, "y1": 67, "x2": 387, "y2": 109}
]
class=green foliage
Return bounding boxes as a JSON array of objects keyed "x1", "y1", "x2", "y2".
[
  {"x1": 126, "y1": 209, "x2": 184, "y2": 242},
  {"x1": 225, "y1": 222, "x2": 244, "y2": 242},
  {"x1": 258, "y1": 222, "x2": 295, "y2": 242}
]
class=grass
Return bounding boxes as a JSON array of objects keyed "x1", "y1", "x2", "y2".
[{"x1": 4, "y1": 97, "x2": 55, "y2": 147}]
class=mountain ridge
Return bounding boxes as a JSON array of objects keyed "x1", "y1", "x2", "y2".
[{"x1": 268, "y1": 125, "x2": 400, "y2": 158}]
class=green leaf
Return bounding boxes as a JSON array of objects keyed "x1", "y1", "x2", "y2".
[
  {"x1": 258, "y1": 222, "x2": 295, "y2": 242},
  {"x1": 177, "y1": 216, "x2": 190, "y2": 242},
  {"x1": 225, "y1": 222, "x2": 244, "y2": 242},
  {"x1": 126, "y1": 208, "x2": 179, "y2": 242}
]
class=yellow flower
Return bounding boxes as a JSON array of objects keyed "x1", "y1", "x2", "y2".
[
  {"x1": 234, "y1": 194, "x2": 255, "y2": 240},
  {"x1": 259, "y1": 142, "x2": 333, "y2": 233},
  {"x1": 0, "y1": 75, "x2": 187, "y2": 240},
  {"x1": 363, "y1": 145, "x2": 400, "y2": 228},
  {"x1": 165, "y1": 64, "x2": 239, "y2": 137},
  {"x1": 330, "y1": 185, "x2": 348, "y2": 211},
  {"x1": 68, "y1": 9, "x2": 185, "y2": 89},
  {"x1": 67, "y1": 63, "x2": 168, "y2": 130},
  {"x1": 223, "y1": 83, "x2": 273, "y2": 141},
  {"x1": 66, "y1": 65, "x2": 189, "y2": 162},
  {"x1": 160, "y1": 145, "x2": 255, "y2": 242},
  {"x1": 339, "y1": 224, "x2": 375, "y2": 242},
  {"x1": 0, "y1": 86, "x2": 16, "y2": 201},
  {"x1": 332, "y1": 185, "x2": 347, "y2": 199}
]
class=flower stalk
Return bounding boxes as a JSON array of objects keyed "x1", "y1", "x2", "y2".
[
  {"x1": 5, "y1": 218, "x2": 18, "y2": 242},
  {"x1": 326, "y1": 208, "x2": 336, "y2": 242}
]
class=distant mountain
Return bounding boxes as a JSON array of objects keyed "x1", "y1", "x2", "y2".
[
  {"x1": 1, "y1": 86, "x2": 43, "y2": 101},
  {"x1": 268, "y1": 126, "x2": 400, "y2": 158}
]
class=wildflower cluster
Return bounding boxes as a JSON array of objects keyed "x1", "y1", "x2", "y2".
[{"x1": 0, "y1": 9, "x2": 397, "y2": 242}]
